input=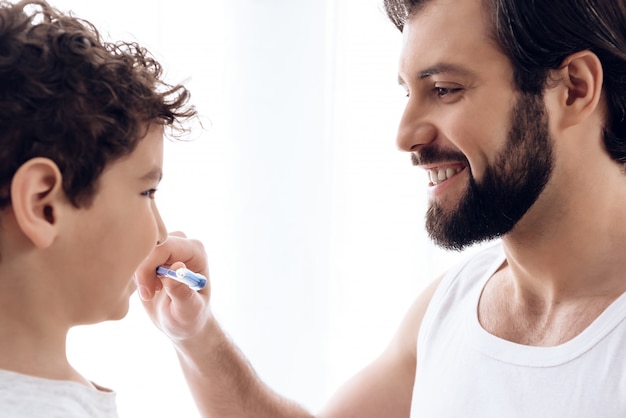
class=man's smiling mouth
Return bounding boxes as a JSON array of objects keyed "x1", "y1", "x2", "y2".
[{"x1": 426, "y1": 165, "x2": 465, "y2": 185}]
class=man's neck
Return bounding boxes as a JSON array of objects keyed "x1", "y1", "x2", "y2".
[{"x1": 480, "y1": 167, "x2": 626, "y2": 345}]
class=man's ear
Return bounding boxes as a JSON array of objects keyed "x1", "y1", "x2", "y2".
[
  {"x1": 552, "y1": 50, "x2": 604, "y2": 128},
  {"x1": 10, "y1": 157, "x2": 65, "y2": 248}
]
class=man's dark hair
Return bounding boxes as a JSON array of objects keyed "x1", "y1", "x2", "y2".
[
  {"x1": 0, "y1": 0, "x2": 197, "y2": 208},
  {"x1": 383, "y1": 0, "x2": 626, "y2": 163}
]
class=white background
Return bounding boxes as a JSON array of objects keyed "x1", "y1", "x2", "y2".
[{"x1": 34, "y1": 0, "x2": 486, "y2": 416}]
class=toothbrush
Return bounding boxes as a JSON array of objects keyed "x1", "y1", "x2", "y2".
[{"x1": 156, "y1": 266, "x2": 207, "y2": 291}]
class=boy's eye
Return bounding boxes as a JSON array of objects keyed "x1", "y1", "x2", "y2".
[{"x1": 141, "y1": 188, "x2": 158, "y2": 199}]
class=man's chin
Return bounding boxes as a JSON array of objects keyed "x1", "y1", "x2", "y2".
[{"x1": 425, "y1": 205, "x2": 493, "y2": 251}]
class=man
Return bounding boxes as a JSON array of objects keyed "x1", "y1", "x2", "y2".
[
  {"x1": 0, "y1": 1, "x2": 197, "y2": 416},
  {"x1": 136, "y1": 0, "x2": 626, "y2": 416}
]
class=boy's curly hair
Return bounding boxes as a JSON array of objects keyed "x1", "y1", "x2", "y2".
[{"x1": 0, "y1": 0, "x2": 197, "y2": 208}]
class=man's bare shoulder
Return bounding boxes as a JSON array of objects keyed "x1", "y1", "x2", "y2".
[
  {"x1": 319, "y1": 274, "x2": 445, "y2": 418},
  {"x1": 392, "y1": 274, "x2": 445, "y2": 363}
]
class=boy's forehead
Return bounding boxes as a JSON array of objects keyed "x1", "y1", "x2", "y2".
[{"x1": 102, "y1": 124, "x2": 164, "y2": 176}]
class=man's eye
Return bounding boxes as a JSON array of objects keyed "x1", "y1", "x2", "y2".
[{"x1": 434, "y1": 87, "x2": 462, "y2": 97}]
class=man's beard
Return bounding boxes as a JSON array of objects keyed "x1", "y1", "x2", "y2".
[{"x1": 416, "y1": 92, "x2": 554, "y2": 251}]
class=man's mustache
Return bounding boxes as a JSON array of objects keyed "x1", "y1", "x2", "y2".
[{"x1": 411, "y1": 146, "x2": 468, "y2": 166}]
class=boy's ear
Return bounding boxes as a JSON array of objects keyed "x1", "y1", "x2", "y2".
[
  {"x1": 10, "y1": 157, "x2": 65, "y2": 248},
  {"x1": 552, "y1": 50, "x2": 604, "y2": 128}
]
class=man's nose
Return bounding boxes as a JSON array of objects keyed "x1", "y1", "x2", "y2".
[{"x1": 396, "y1": 99, "x2": 437, "y2": 152}]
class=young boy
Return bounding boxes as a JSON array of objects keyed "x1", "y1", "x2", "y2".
[{"x1": 0, "y1": 0, "x2": 198, "y2": 416}]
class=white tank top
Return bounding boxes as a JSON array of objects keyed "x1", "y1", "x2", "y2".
[{"x1": 411, "y1": 242, "x2": 626, "y2": 417}]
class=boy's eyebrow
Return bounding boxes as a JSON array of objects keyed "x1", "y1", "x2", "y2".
[{"x1": 140, "y1": 167, "x2": 163, "y2": 183}]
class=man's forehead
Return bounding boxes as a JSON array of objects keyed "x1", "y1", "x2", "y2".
[
  {"x1": 399, "y1": 0, "x2": 495, "y2": 64},
  {"x1": 397, "y1": 0, "x2": 514, "y2": 89},
  {"x1": 402, "y1": 0, "x2": 489, "y2": 37}
]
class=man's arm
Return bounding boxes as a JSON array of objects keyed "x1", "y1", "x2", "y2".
[
  {"x1": 174, "y1": 276, "x2": 441, "y2": 418},
  {"x1": 174, "y1": 315, "x2": 313, "y2": 417},
  {"x1": 136, "y1": 234, "x2": 442, "y2": 417},
  {"x1": 318, "y1": 276, "x2": 442, "y2": 417}
]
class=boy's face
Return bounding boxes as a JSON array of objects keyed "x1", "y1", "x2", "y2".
[{"x1": 57, "y1": 124, "x2": 167, "y2": 323}]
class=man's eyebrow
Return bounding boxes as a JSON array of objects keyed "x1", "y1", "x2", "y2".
[
  {"x1": 418, "y1": 63, "x2": 473, "y2": 79},
  {"x1": 397, "y1": 63, "x2": 474, "y2": 86}
]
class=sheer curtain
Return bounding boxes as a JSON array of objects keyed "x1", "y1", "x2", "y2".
[{"x1": 54, "y1": 0, "x2": 475, "y2": 416}]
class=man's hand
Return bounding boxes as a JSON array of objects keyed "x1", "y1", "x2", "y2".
[{"x1": 134, "y1": 232, "x2": 213, "y2": 341}]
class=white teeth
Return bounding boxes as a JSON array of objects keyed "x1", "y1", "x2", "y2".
[{"x1": 427, "y1": 166, "x2": 461, "y2": 185}]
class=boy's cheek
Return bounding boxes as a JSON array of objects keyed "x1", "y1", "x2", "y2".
[{"x1": 133, "y1": 253, "x2": 166, "y2": 297}]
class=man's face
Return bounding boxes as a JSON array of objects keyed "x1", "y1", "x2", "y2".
[
  {"x1": 396, "y1": 0, "x2": 554, "y2": 250},
  {"x1": 419, "y1": 92, "x2": 553, "y2": 250}
]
